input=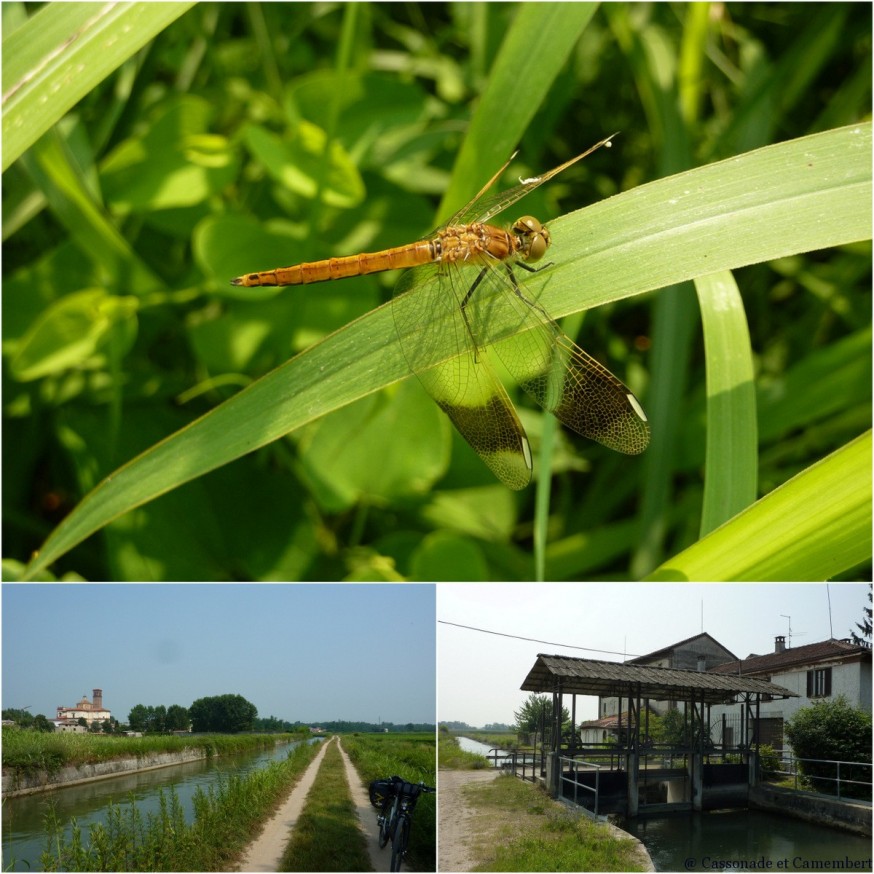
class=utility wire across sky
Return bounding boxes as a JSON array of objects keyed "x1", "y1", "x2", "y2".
[{"x1": 438, "y1": 620, "x2": 644, "y2": 659}]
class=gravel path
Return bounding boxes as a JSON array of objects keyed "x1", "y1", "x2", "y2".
[
  {"x1": 235, "y1": 737, "x2": 333, "y2": 872},
  {"x1": 335, "y1": 737, "x2": 389, "y2": 872},
  {"x1": 437, "y1": 768, "x2": 501, "y2": 872}
]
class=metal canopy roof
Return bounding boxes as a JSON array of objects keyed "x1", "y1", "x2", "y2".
[{"x1": 521, "y1": 654, "x2": 797, "y2": 705}]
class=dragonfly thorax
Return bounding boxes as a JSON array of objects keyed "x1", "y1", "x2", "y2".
[{"x1": 512, "y1": 215, "x2": 551, "y2": 263}]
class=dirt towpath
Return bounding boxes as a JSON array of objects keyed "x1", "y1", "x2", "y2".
[
  {"x1": 437, "y1": 768, "x2": 501, "y2": 872},
  {"x1": 236, "y1": 737, "x2": 333, "y2": 872},
  {"x1": 335, "y1": 737, "x2": 390, "y2": 872}
]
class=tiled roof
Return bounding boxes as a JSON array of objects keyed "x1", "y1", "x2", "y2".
[
  {"x1": 521, "y1": 654, "x2": 796, "y2": 704},
  {"x1": 709, "y1": 638, "x2": 871, "y2": 676},
  {"x1": 627, "y1": 632, "x2": 738, "y2": 664}
]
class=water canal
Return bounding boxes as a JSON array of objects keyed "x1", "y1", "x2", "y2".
[
  {"x1": 455, "y1": 735, "x2": 511, "y2": 764},
  {"x1": 621, "y1": 808, "x2": 871, "y2": 872},
  {"x1": 2, "y1": 737, "x2": 323, "y2": 872}
]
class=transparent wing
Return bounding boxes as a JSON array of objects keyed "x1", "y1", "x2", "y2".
[
  {"x1": 457, "y1": 259, "x2": 650, "y2": 455},
  {"x1": 448, "y1": 135, "x2": 618, "y2": 227},
  {"x1": 392, "y1": 264, "x2": 532, "y2": 490}
]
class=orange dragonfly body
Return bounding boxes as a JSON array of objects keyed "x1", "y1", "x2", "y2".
[{"x1": 232, "y1": 135, "x2": 649, "y2": 489}]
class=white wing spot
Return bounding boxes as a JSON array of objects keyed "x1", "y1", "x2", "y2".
[{"x1": 627, "y1": 393, "x2": 647, "y2": 422}]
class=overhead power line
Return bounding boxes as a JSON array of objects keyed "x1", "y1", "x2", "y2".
[{"x1": 438, "y1": 620, "x2": 643, "y2": 659}]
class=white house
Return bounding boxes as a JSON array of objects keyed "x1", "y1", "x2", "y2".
[{"x1": 707, "y1": 636, "x2": 871, "y2": 753}]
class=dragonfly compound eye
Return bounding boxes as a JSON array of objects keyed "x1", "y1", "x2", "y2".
[{"x1": 514, "y1": 216, "x2": 550, "y2": 262}]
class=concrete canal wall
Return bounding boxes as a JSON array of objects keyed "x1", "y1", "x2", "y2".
[
  {"x1": 750, "y1": 784, "x2": 872, "y2": 837},
  {"x1": 3, "y1": 748, "x2": 212, "y2": 797}
]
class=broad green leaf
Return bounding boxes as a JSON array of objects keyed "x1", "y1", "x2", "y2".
[
  {"x1": 695, "y1": 271, "x2": 757, "y2": 536},
  {"x1": 296, "y1": 381, "x2": 450, "y2": 511},
  {"x1": 10, "y1": 289, "x2": 138, "y2": 382},
  {"x1": 100, "y1": 96, "x2": 238, "y2": 214},
  {"x1": 21, "y1": 124, "x2": 872, "y2": 579},
  {"x1": 2, "y1": 2, "x2": 195, "y2": 171},
  {"x1": 286, "y1": 72, "x2": 428, "y2": 154},
  {"x1": 647, "y1": 430, "x2": 872, "y2": 581},
  {"x1": 409, "y1": 531, "x2": 490, "y2": 582},
  {"x1": 243, "y1": 121, "x2": 365, "y2": 209},
  {"x1": 21, "y1": 128, "x2": 160, "y2": 294}
]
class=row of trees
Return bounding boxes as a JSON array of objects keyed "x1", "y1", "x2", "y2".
[
  {"x1": 128, "y1": 695, "x2": 259, "y2": 733},
  {"x1": 288, "y1": 720, "x2": 436, "y2": 733},
  {"x1": 189, "y1": 694, "x2": 257, "y2": 733},
  {"x1": 128, "y1": 704, "x2": 190, "y2": 733}
]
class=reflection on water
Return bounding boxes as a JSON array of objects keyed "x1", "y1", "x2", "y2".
[
  {"x1": 455, "y1": 736, "x2": 510, "y2": 765},
  {"x1": 2, "y1": 738, "x2": 321, "y2": 872},
  {"x1": 621, "y1": 808, "x2": 872, "y2": 872}
]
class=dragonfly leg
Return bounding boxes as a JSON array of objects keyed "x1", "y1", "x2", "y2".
[
  {"x1": 503, "y1": 262, "x2": 558, "y2": 327},
  {"x1": 459, "y1": 267, "x2": 489, "y2": 364}
]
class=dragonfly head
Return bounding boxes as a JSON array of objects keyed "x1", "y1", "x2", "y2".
[{"x1": 512, "y1": 216, "x2": 551, "y2": 263}]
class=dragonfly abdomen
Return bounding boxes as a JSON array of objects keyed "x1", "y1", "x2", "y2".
[{"x1": 230, "y1": 240, "x2": 436, "y2": 287}]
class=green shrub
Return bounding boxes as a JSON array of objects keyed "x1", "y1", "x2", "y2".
[{"x1": 784, "y1": 696, "x2": 872, "y2": 799}]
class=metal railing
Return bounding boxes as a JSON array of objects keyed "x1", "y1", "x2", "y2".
[
  {"x1": 771, "y1": 755, "x2": 872, "y2": 800},
  {"x1": 559, "y1": 756, "x2": 601, "y2": 815},
  {"x1": 489, "y1": 748, "x2": 543, "y2": 782}
]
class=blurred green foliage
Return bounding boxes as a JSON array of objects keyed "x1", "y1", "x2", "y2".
[{"x1": 2, "y1": 3, "x2": 871, "y2": 581}]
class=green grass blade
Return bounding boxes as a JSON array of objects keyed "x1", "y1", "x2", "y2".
[
  {"x1": 695, "y1": 271, "x2": 758, "y2": 536},
  {"x1": 2, "y1": 2, "x2": 194, "y2": 171},
  {"x1": 438, "y1": 3, "x2": 599, "y2": 221},
  {"x1": 22, "y1": 123, "x2": 872, "y2": 578},
  {"x1": 647, "y1": 430, "x2": 872, "y2": 581}
]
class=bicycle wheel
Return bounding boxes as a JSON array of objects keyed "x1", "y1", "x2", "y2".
[
  {"x1": 379, "y1": 796, "x2": 396, "y2": 849},
  {"x1": 390, "y1": 813, "x2": 409, "y2": 872}
]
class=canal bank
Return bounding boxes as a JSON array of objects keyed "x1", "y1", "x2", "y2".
[
  {"x1": 750, "y1": 784, "x2": 872, "y2": 836},
  {"x1": 2, "y1": 738, "x2": 323, "y2": 872},
  {"x1": 2, "y1": 733, "x2": 303, "y2": 797}
]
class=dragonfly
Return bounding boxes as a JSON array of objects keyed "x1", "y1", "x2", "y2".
[{"x1": 231, "y1": 135, "x2": 650, "y2": 489}]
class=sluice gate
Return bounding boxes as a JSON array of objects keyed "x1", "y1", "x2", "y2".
[{"x1": 519, "y1": 654, "x2": 797, "y2": 817}]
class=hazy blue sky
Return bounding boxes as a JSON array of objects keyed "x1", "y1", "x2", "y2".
[
  {"x1": 2, "y1": 584, "x2": 435, "y2": 725},
  {"x1": 438, "y1": 583, "x2": 871, "y2": 727}
]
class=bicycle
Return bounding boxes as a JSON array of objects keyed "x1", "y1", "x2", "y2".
[{"x1": 369, "y1": 776, "x2": 436, "y2": 872}]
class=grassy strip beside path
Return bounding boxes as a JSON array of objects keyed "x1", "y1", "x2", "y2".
[
  {"x1": 342, "y1": 733, "x2": 436, "y2": 872},
  {"x1": 279, "y1": 739, "x2": 372, "y2": 872},
  {"x1": 39, "y1": 741, "x2": 321, "y2": 872},
  {"x1": 464, "y1": 773, "x2": 649, "y2": 872}
]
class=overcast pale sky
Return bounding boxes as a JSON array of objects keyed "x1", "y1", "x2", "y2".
[
  {"x1": 2, "y1": 584, "x2": 435, "y2": 725},
  {"x1": 437, "y1": 583, "x2": 870, "y2": 727}
]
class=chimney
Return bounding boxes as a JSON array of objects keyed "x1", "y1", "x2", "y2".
[
  {"x1": 696, "y1": 655, "x2": 707, "y2": 672},
  {"x1": 774, "y1": 636, "x2": 786, "y2": 654},
  {"x1": 93, "y1": 689, "x2": 103, "y2": 711}
]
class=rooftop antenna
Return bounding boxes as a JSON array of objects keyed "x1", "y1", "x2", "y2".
[
  {"x1": 701, "y1": 600, "x2": 704, "y2": 632},
  {"x1": 779, "y1": 615, "x2": 808, "y2": 648},
  {"x1": 826, "y1": 584, "x2": 834, "y2": 638}
]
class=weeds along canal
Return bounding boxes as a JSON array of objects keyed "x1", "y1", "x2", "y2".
[{"x1": 2, "y1": 737, "x2": 323, "y2": 872}]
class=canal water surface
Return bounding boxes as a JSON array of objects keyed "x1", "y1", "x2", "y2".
[
  {"x1": 455, "y1": 735, "x2": 511, "y2": 764},
  {"x1": 2, "y1": 737, "x2": 323, "y2": 872},
  {"x1": 622, "y1": 808, "x2": 872, "y2": 872}
]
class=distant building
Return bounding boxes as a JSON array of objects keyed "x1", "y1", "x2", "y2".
[
  {"x1": 598, "y1": 633, "x2": 738, "y2": 720},
  {"x1": 54, "y1": 688, "x2": 111, "y2": 730}
]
